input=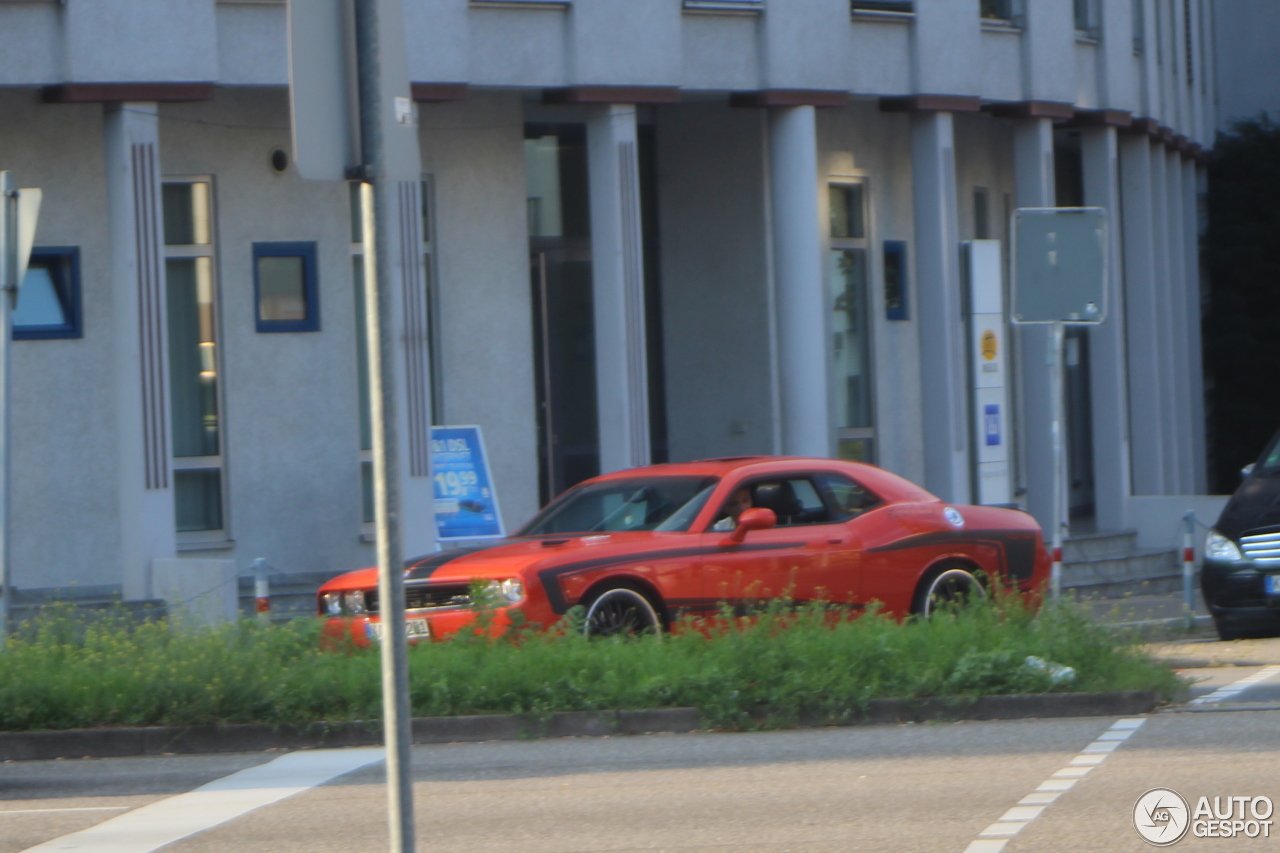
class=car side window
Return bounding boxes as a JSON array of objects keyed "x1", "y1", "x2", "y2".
[
  {"x1": 813, "y1": 472, "x2": 882, "y2": 521},
  {"x1": 746, "y1": 477, "x2": 832, "y2": 527}
]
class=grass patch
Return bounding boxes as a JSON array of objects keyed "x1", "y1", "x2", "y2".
[{"x1": 0, "y1": 597, "x2": 1184, "y2": 733}]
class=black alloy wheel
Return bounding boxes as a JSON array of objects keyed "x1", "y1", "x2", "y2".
[{"x1": 583, "y1": 587, "x2": 661, "y2": 638}]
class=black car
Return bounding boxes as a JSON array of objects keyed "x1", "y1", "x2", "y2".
[{"x1": 1202, "y1": 428, "x2": 1280, "y2": 640}]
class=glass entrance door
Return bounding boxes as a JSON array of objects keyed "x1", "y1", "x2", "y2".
[{"x1": 526, "y1": 126, "x2": 599, "y2": 504}]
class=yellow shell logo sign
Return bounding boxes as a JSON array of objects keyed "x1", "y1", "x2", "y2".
[{"x1": 981, "y1": 330, "x2": 998, "y2": 361}]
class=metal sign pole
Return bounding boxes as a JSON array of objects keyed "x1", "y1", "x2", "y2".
[
  {"x1": 352, "y1": 2, "x2": 416, "y2": 851},
  {"x1": 1049, "y1": 321, "x2": 1065, "y2": 601},
  {"x1": 0, "y1": 174, "x2": 13, "y2": 647}
]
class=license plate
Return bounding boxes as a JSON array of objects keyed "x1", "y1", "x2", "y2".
[
  {"x1": 366, "y1": 618, "x2": 430, "y2": 641},
  {"x1": 1266, "y1": 575, "x2": 1280, "y2": 596}
]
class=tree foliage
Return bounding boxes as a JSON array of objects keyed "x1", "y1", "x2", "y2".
[{"x1": 1203, "y1": 116, "x2": 1280, "y2": 492}]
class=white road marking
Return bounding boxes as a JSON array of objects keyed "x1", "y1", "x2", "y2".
[
  {"x1": 17, "y1": 747, "x2": 384, "y2": 853},
  {"x1": 961, "y1": 717, "x2": 1147, "y2": 853},
  {"x1": 1188, "y1": 665, "x2": 1280, "y2": 705},
  {"x1": 1, "y1": 808, "x2": 131, "y2": 815}
]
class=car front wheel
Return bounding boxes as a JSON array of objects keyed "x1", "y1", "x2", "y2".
[{"x1": 582, "y1": 585, "x2": 662, "y2": 638}]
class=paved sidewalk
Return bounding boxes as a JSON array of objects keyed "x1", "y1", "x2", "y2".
[{"x1": 1075, "y1": 589, "x2": 1207, "y2": 625}]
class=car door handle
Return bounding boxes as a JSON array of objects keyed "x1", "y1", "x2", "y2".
[{"x1": 827, "y1": 537, "x2": 847, "y2": 545}]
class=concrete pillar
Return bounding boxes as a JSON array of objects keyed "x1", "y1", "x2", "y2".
[
  {"x1": 767, "y1": 105, "x2": 829, "y2": 458},
  {"x1": 1184, "y1": 157, "x2": 1207, "y2": 493},
  {"x1": 104, "y1": 103, "x2": 176, "y2": 600},
  {"x1": 1149, "y1": 141, "x2": 1179, "y2": 493},
  {"x1": 1165, "y1": 149, "x2": 1192, "y2": 494},
  {"x1": 587, "y1": 105, "x2": 650, "y2": 473},
  {"x1": 1118, "y1": 133, "x2": 1164, "y2": 496},
  {"x1": 909, "y1": 110, "x2": 969, "y2": 503},
  {"x1": 391, "y1": 179, "x2": 439, "y2": 555},
  {"x1": 1013, "y1": 117, "x2": 1055, "y2": 533},
  {"x1": 1080, "y1": 125, "x2": 1131, "y2": 531}
]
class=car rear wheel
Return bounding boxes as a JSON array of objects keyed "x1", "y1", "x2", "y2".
[
  {"x1": 913, "y1": 566, "x2": 986, "y2": 617},
  {"x1": 582, "y1": 585, "x2": 662, "y2": 638}
]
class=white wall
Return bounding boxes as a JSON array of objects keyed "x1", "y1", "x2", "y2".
[
  {"x1": 419, "y1": 93, "x2": 540, "y2": 532},
  {"x1": 160, "y1": 89, "x2": 372, "y2": 576},
  {"x1": 817, "y1": 101, "x2": 924, "y2": 485},
  {"x1": 655, "y1": 103, "x2": 776, "y2": 462},
  {"x1": 0, "y1": 91, "x2": 121, "y2": 590}
]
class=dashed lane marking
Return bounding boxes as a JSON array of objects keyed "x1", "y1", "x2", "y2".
[
  {"x1": 17, "y1": 747, "x2": 384, "y2": 853},
  {"x1": 961, "y1": 717, "x2": 1147, "y2": 853},
  {"x1": 1187, "y1": 665, "x2": 1280, "y2": 706}
]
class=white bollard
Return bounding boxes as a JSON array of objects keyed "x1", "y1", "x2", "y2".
[{"x1": 252, "y1": 557, "x2": 271, "y2": 623}]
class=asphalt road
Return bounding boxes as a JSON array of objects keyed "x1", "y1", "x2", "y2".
[{"x1": 3, "y1": 661, "x2": 1279, "y2": 853}]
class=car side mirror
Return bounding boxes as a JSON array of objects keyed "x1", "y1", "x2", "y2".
[
  {"x1": 726, "y1": 507, "x2": 777, "y2": 544},
  {"x1": 1242, "y1": 462, "x2": 1256, "y2": 480}
]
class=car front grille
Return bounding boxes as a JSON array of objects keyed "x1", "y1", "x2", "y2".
[
  {"x1": 365, "y1": 583, "x2": 473, "y2": 614},
  {"x1": 1241, "y1": 531, "x2": 1280, "y2": 567}
]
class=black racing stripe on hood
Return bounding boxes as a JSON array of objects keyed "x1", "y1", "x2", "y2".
[{"x1": 404, "y1": 543, "x2": 508, "y2": 580}]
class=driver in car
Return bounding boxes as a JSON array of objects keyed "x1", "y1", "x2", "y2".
[{"x1": 711, "y1": 486, "x2": 754, "y2": 532}]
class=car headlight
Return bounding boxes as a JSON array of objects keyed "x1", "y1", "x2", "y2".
[
  {"x1": 499, "y1": 578, "x2": 525, "y2": 603},
  {"x1": 345, "y1": 589, "x2": 368, "y2": 615},
  {"x1": 322, "y1": 592, "x2": 343, "y2": 616},
  {"x1": 1205, "y1": 529, "x2": 1244, "y2": 562}
]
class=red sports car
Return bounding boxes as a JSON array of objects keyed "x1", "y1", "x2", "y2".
[{"x1": 318, "y1": 456, "x2": 1050, "y2": 643}]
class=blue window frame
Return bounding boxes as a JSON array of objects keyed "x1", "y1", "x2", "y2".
[
  {"x1": 883, "y1": 240, "x2": 909, "y2": 321},
  {"x1": 13, "y1": 247, "x2": 82, "y2": 340},
  {"x1": 253, "y1": 241, "x2": 319, "y2": 332}
]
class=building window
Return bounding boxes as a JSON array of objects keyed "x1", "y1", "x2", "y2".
[
  {"x1": 980, "y1": 0, "x2": 1023, "y2": 25},
  {"x1": 683, "y1": 0, "x2": 763, "y2": 14},
  {"x1": 1074, "y1": 0, "x2": 1100, "y2": 38},
  {"x1": 1132, "y1": 0, "x2": 1145, "y2": 53},
  {"x1": 973, "y1": 187, "x2": 991, "y2": 240},
  {"x1": 828, "y1": 181, "x2": 875, "y2": 463},
  {"x1": 13, "y1": 248, "x2": 81, "y2": 340},
  {"x1": 163, "y1": 178, "x2": 227, "y2": 540},
  {"x1": 253, "y1": 242, "x2": 319, "y2": 332},
  {"x1": 850, "y1": 0, "x2": 914, "y2": 15}
]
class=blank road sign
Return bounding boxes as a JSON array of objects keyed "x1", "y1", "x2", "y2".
[{"x1": 1011, "y1": 207, "x2": 1108, "y2": 325}]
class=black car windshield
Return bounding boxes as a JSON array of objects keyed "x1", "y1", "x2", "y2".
[
  {"x1": 518, "y1": 477, "x2": 719, "y2": 535},
  {"x1": 1257, "y1": 430, "x2": 1280, "y2": 476}
]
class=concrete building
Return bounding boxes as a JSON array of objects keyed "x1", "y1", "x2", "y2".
[{"x1": 0, "y1": 0, "x2": 1220, "y2": 614}]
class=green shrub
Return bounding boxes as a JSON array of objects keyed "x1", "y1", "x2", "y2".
[{"x1": 0, "y1": 596, "x2": 1183, "y2": 732}]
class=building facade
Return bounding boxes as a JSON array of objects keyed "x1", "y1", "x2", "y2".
[{"x1": 0, "y1": 0, "x2": 1216, "y2": 607}]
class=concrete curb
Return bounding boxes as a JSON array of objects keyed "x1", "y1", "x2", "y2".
[{"x1": 0, "y1": 691, "x2": 1162, "y2": 762}]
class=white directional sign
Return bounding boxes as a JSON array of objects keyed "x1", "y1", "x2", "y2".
[{"x1": 0, "y1": 172, "x2": 42, "y2": 300}]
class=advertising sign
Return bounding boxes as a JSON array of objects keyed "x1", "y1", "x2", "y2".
[{"x1": 431, "y1": 425, "x2": 504, "y2": 541}]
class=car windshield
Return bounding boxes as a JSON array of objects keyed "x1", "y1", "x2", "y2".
[
  {"x1": 1257, "y1": 430, "x2": 1280, "y2": 477},
  {"x1": 518, "y1": 477, "x2": 719, "y2": 535}
]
